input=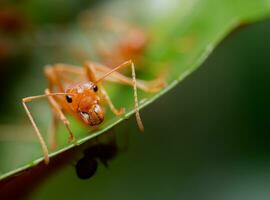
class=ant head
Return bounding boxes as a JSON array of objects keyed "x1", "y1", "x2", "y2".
[{"x1": 65, "y1": 82, "x2": 104, "y2": 126}]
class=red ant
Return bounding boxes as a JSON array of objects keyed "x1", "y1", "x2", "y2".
[
  {"x1": 97, "y1": 26, "x2": 149, "y2": 67},
  {"x1": 78, "y1": 15, "x2": 149, "y2": 67},
  {"x1": 22, "y1": 60, "x2": 165, "y2": 164}
]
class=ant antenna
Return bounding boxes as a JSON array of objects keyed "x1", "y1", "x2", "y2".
[{"x1": 23, "y1": 92, "x2": 75, "y2": 103}]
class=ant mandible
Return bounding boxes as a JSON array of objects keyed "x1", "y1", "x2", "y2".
[{"x1": 22, "y1": 60, "x2": 165, "y2": 164}]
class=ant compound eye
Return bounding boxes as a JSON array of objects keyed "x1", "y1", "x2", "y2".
[
  {"x1": 93, "y1": 85, "x2": 98, "y2": 92},
  {"x1": 66, "y1": 95, "x2": 73, "y2": 103}
]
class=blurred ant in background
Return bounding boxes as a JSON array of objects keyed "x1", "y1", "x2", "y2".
[
  {"x1": 78, "y1": 14, "x2": 149, "y2": 68},
  {"x1": 96, "y1": 17, "x2": 149, "y2": 68}
]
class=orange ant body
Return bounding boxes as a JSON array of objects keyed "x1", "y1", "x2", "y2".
[{"x1": 22, "y1": 60, "x2": 165, "y2": 164}]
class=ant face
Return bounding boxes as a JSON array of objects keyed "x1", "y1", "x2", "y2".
[{"x1": 65, "y1": 82, "x2": 104, "y2": 126}]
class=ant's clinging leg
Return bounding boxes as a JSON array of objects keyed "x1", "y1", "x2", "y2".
[
  {"x1": 84, "y1": 61, "x2": 125, "y2": 116},
  {"x1": 22, "y1": 96, "x2": 50, "y2": 164},
  {"x1": 22, "y1": 92, "x2": 75, "y2": 164},
  {"x1": 48, "y1": 111, "x2": 58, "y2": 150},
  {"x1": 45, "y1": 89, "x2": 74, "y2": 142}
]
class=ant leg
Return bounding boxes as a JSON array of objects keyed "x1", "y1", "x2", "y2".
[
  {"x1": 46, "y1": 63, "x2": 84, "y2": 75},
  {"x1": 83, "y1": 61, "x2": 98, "y2": 82},
  {"x1": 100, "y1": 88, "x2": 125, "y2": 116},
  {"x1": 48, "y1": 111, "x2": 59, "y2": 150},
  {"x1": 44, "y1": 66, "x2": 65, "y2": 149},
  {"x1": 22, "y1": 97, "x2": 50, "y2": 164},
  {"x1": 44, "y1": 64, "x2": 84, "y2": 92},
  {"x1": 45, "y1": 89, "x2": 74, "y2": 142},
  {"x1": 92, "y1": 62, "x2": 166, "y2": 93},
  {"x1": 94, "y1": 60, "x2": 144, "y2": 131},
  {"x1": 50, "y1": 63, "x2": 84, "y2": 76},
  {"x1": 44, "y1": 65, "x2": 65, "y2": 92},
  {"x1": 22, "y1": 92, "x2": 75, "y2": 164},
  {"x1": 84, "y1": 62, "x2": 125, "y2": 116}
]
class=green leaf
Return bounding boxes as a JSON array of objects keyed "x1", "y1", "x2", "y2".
[{"x1": 1, "y1": 0, "x2": 270, "y2": 185}]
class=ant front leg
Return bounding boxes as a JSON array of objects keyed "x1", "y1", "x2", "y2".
[
  {"x1": 22, "y1": 91, "x2": 75, "y2": 164},
  {"x1": 22, "y1": 96, "x2": 50, "y2": 164},
  {"x1": 45, "y1": 89, "x2": 74, "y2": 143},
  {"x1": 84, "y1": 61, "x2": 125, "y2": 116},
  {"x1": 48, "y1": 110, "x2": 59, "y2": 150}
]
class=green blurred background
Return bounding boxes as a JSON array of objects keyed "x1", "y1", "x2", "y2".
[{"x1": 0, "y1": 0, "x2": 270, "y2": 199}]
